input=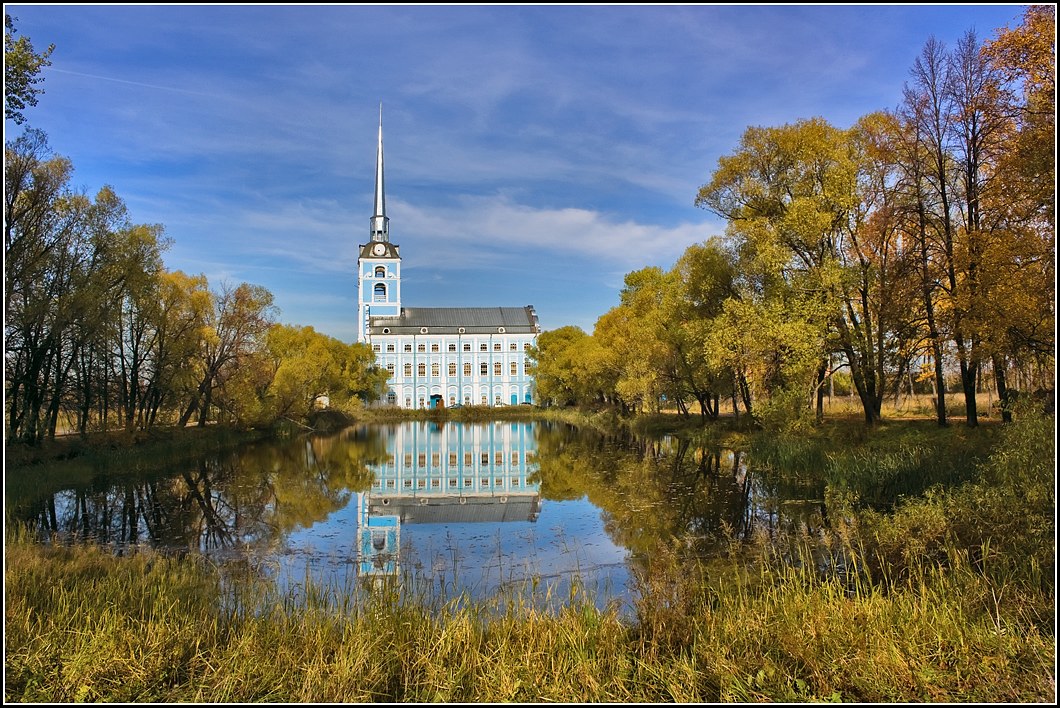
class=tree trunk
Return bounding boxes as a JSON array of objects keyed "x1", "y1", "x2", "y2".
[
  {"x1": 178, "y1": 393, "x2": 200, "y2": 427},
  {"x1": 931, "y1": 343, "x2": 947, "y2": 426},
  {"x1": 738, "y1": 371, "x2": 752, "y2": 415},
  {"x1": 197, "y1": 384, "x2": 213, "y2": 427},
  {"x1": 993, "y1": 353, "x2": 1012, "y2": 423},
  {"x1": 815, "y1": 359, "x2": 828, "y2": 423},
  {"x1": 842, "y1": 344, "x2": 880, "y2": 425},
  {"x1": 957, "y1": 351, "x2": 979, "y2": 427}
]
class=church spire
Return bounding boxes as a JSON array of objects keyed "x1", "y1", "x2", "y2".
[{"x1": 369, "y1": 104, "x2": 389, "y2": 242}]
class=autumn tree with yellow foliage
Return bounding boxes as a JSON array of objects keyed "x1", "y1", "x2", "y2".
[{"x1": 533, "y1": 7, "x2": 1053, "y2": 429}]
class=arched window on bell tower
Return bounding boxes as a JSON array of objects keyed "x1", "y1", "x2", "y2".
[{"x1": 374, "y1": 282, "x2": 387, "y2": 302}]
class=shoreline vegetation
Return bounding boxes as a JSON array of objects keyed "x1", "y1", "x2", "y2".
[{"x1": 4, "y1": 404, "x2": 1055, "y2": 703}]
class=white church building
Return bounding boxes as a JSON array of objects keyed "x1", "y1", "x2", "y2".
[{"x1": 356, "y1": 116, "x2": 541, "y2": 409}]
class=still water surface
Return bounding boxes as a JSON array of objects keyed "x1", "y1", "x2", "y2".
[{"x1": 10, "y1": 420, "x2": 827, "y2": 611}]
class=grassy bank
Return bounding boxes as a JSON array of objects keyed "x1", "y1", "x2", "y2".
[
  {"x1": 5, "y1": 524, "x2": 1052, "y2": 702},
  {"x1": 4, "y1": 424, "x2": 270, "y2": 470},
  {"x1": 352, "y1": 402, "x2": 575, "y2": 425}
]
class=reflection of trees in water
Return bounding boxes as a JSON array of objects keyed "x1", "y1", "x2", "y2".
[
  {"x1": 744, "y1": 456, "x2": 830, "y2": 546},
  {"x1": 25, "y1": 456, "x2": 275, "y2": 555},
  {"x1": 663, "y1": 439, "x2": 753, "y2": 544},
  {"x1": 20, "y1": 426, "x2": 389, "y2": 556},
  {"x1": 533, "y1": 424, "x2": 826, "y2": 564}
]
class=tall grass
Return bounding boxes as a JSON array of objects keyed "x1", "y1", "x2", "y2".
[
  {"x1": 698, "y1": 549, "x2": 1053, "y2": 702},
  {"x1": 7, "y1": 531, "x2": 1053, "y2": 701},
  {"x1": 5, "y1": 532, "x2": 648, "y2": 702}
]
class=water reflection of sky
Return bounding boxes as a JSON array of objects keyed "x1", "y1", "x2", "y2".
[{"x1": 278, "y1": 495, "x2": 630, "y2": 611}]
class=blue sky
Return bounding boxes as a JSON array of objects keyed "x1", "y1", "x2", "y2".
[{"x1": 5, "y1": 4, "x2": 1028, "y2": 340}]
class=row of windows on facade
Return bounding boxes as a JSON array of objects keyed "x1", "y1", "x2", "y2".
[
  {"x1": 373, "y1": 341, "x2": 532, "y2": 353},
  {"x1": 387, "y1": 360, "x2": 533, "y2": 377},
  {"x1": 382, "y1": 450, "x2": 536, "y2": 468},
  {"x1": 374, "y1": 476, "x2": 532, "y2": 491},
  {"x1": 387, "y1": 392, "x2": 532, "y2": 407}
]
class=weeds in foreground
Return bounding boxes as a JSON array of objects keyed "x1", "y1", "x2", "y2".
[{"x1": 6, "y1": 523, "x2": 1053, "y2": 702}]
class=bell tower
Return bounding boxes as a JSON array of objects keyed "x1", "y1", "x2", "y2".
[{"x1": 357, "y1": 106, "x2": 401, "y2": 343}]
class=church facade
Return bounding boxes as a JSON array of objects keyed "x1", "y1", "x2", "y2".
[{"x1": 356, "y1": 116, "x2": 541, "y2": 409}]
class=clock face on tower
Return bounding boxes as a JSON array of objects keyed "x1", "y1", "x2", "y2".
[{"x1": 372, "y1": 242, "x2": 386, "y2": 256}]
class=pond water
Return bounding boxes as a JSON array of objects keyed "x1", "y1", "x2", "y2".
[{"x1": 9, "y1": 420, "x2": 828, "y2": 613}]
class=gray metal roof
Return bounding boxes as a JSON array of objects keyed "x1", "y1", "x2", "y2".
[
  {"x1": 368, "y1": 306, "x2": 540, "y2": 335},
  {"x1": 368, "y1": 493, "x2": 540, "y2": 523}
]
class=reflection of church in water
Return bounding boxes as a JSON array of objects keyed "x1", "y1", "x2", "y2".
[{"x1": 356, "y1": 422, "x2": 540, "y2": 580}]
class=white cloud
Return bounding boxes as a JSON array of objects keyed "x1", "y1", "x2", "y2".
[
  {"x1": 163, "y1": 192, "x2": 726, "y2": 280},
  {"x1": 393, "y1": 195, "x2": 726, "y2": 271}
]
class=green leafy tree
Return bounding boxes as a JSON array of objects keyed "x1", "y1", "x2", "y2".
[
  {"x1": 105, "y1": 219, "x2": 170, "y2": 432},
  {"x1": 704, "y1": 295, "x2": 826, "y2": 431},
  {"x1": 529, "y1": 325, "x2": 592, "y2": 407},
  {"x1": 697, "y1": 118, "x2": 889, "y2": 425},
  {"x1": 667, "y1": 241, "x2": 740, "y2": 418},
  {"x1": 841, "y1": 112, "x2": 924, "y2": 421},
  {"x1": 4, "y1": 130, "x2": 70, "y2": 292},
  {"x1": 334, "y1": 335, "x2": 390, "y2": 408},
  {"x1": 262, "y1": 324, "x2": 387, "y2": 422},
  {"x1": 4, "y1": 14, "x2": 54, "y2": 125},
  {"x1": 5, "y1": 130, "x2": 172, "y2": 442},
  {"x1": 603, "y1": 259, "x2": 735, "y2": 419},
  {"x1": 140, "y1": 270, "x2": 212, "y2": 428},
  {"x1": 594, "y1": 289, "x2": 664, "y2": 415},
  {"x1": 5, "y1": 130, "x2": 73, "y2": 441},
  {"x1": 604, "y1": 267, "x2": 670, "y2": 414}
]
